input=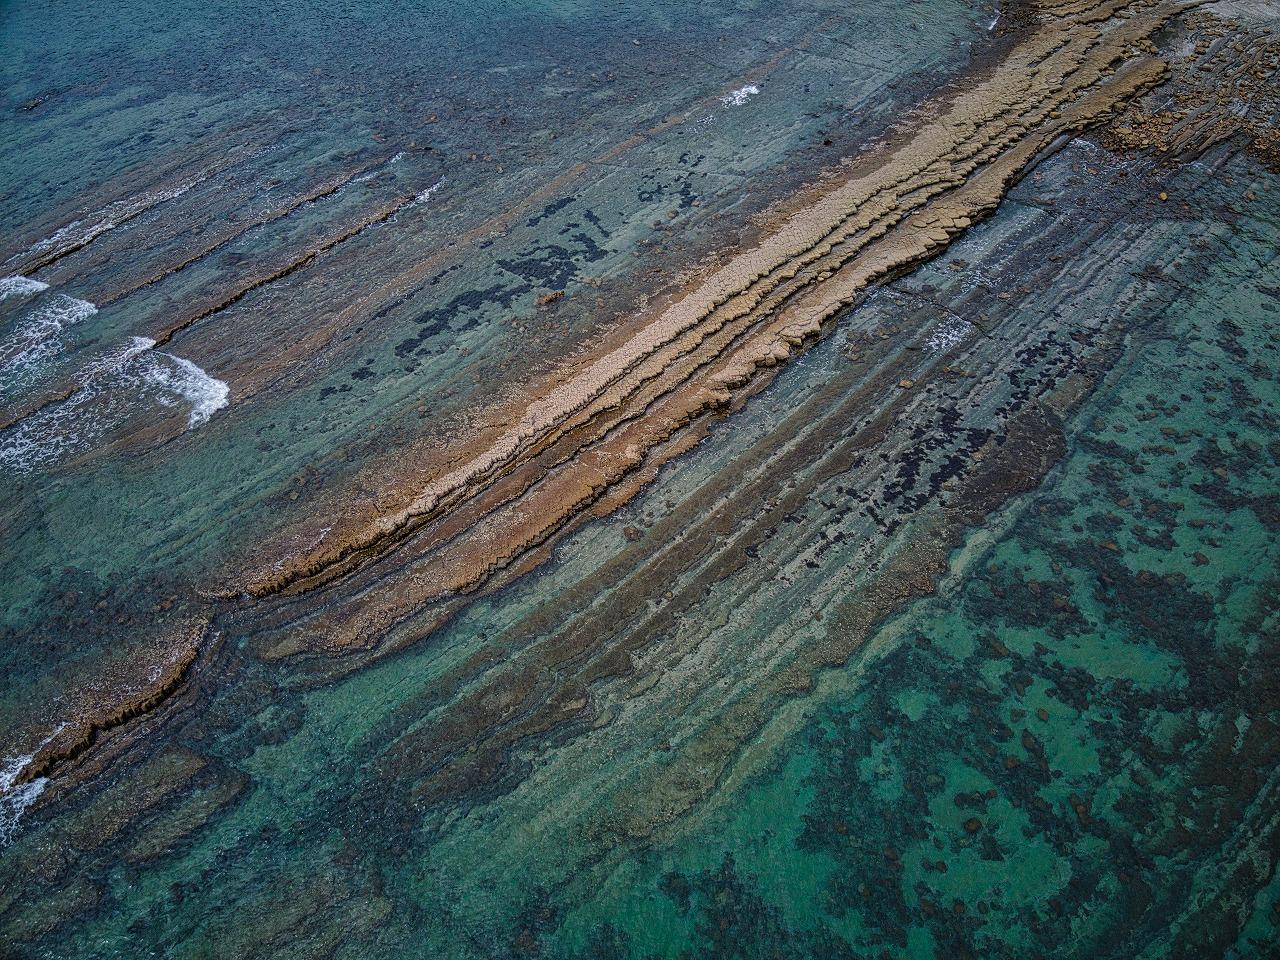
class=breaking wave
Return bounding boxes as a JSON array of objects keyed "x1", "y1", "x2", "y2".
[
  {"x1": 0, "y1": 328, "x2": 230, "y2": 473},
  {"x1": 721, "y1": 84, "x2": 760, "y2": 107},
  {"x1": 143, "y1": 349, "x2": 231, "y2": 428},
  {"x1": 0, "y1": 275, "x2": 50, "y2": 301},
  {"x1": 0, "y1": 725, "x2": 65, "y2": 847},
  {"x1": 0, "y1": 294, "x2": 99, "y2": 385}
]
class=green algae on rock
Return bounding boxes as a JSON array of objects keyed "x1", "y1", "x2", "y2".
[{"x1": 1, "y1": 0, "x2": 1279, "y2": 958}]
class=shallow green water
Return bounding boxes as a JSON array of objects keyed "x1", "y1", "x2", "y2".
[
  {"x1": 2, "y1": 2, "x2": 1278, "y2": 958},
  {"x1": 547, "y1": 154, "x2": 1280, "y2": 957},
  {"x1": 0, "y1": 0, "x2": 990, "y2": 736}
]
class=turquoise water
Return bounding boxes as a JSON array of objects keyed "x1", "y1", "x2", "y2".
[
  {"x1": 2, "y1": 1, "x2": 1279, "y2": 958},
  {"x1": 548, "y1": 151, "x2": 1280, "y2": 958}
]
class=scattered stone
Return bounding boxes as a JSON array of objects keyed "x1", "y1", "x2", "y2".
[{"x1": 1069, "y1": 794, "x2": 1092, "y2": 827}]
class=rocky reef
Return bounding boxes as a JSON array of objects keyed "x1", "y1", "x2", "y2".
[{"x1": 1, "y1": 0, "x2": 1277, "y2": 957}]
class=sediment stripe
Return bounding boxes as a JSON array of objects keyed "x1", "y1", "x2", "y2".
[
  {"x1": 372, "y1": 287, "x2": 1091, "y2": 812},
  {"x1": 303, "y1": 32, "x2": 825, "y2": 351},
  {"x1": 96, "y1": 153, "x2": 400, "y2": 306},
  {"x1": 144, "y1": 191, "x2": 424, "y2": 350},
  {"x1": 14, "y1": 627, "x2": 205, "y2": 789},
  {"x1": 241, "y1": 0, "x2": 1180, "y2": 636},
  {"x1": 0, "y1": 187, "x2": 420, "y2": 435},
  {"x1": 6, "y1": 145, "x2": 263, "y2": 277},
  {"x1": 2, "y1": 0, "x2": 1204, "y2": 820}
]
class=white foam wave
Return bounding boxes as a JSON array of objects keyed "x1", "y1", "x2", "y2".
[
  {"x1": 0, "y1": 338, "x2": 147, "y2": 472},
  {"x1": 0, "y1": 275, "x2": 50, "y2": 301},
  {"x1": 721, "y1": 84, "x2": 760, "y2": 107},
  {"x1": 101, "y1": 335, "x2": 157, "y2": 371},
  {"x1": 0, "y1": 724, "x2": 65, "y2": 847},
  {"x1": 0, "y1": 294, "x2": 99, "y2": 376},
  {"x1": 144, "y1": 350, "x2": 230, "y2": 427},
  {"x1": 926, "y1": 315, "x2": 975, "y2": 352},
  {"x1": 409, "y1": 179, "x2": 444, "y2": 207},
  {"x1": 0, "y1": 772, "x2": 46, "y2": 847},
  {"x1": 14, "y1": 179, "x2": 201, "y2": 267},
  {"x1": 0, "y1": 334, "x2": 229, "y2": 473},
  {"x1": 349, "y1": 151, "x2": 408, "y2": 189}
]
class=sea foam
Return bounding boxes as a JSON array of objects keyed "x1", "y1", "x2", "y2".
[
  {"x1": 144, "y1": 350, "x2": 231, "y2": 427},
  {"x1": 721, "y1": 84, "x2": 760, "y2": 107},
  {"x1": 0, "y1": 722, "x2": 71, "y2": 846},
  {"x1": 0, "y1": 275, "x2": 50, "y2": 301},
  {"x1": 0, "y1": 751, "x2": 48, "y2": 847},
  {"x1": 19, "y1": 180, "x2": 199, "y2": 263},
  {"x1": 0, "y1": 294, "x2": 99, "y2": 376},
  {"x1": 408, "y1": 179, "x2": 445, "y2": 208},
  {"x1": 926, "y1": 315, "x2": 976, "y2": 353},
  {"x1": 0, "y1": 332, "x2": 229, "y2": 473}
]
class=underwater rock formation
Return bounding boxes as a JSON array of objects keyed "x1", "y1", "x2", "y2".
[{"x1": 1, "y1": 0, "x2": 1278, "y2": 957}]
